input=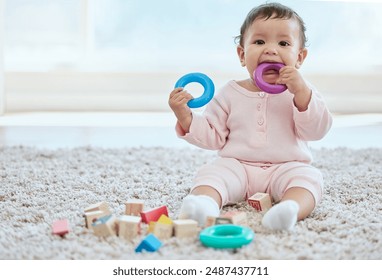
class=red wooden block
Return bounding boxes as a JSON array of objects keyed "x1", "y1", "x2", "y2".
[
  {"x1": 140, "y1": 206, "x2": 168, "y2": 224},
  {"x1": 52, "y1": 219, "x2": 70, "y2": 236}
]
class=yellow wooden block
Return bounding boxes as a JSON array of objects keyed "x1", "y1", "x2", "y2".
[
  {"x1": 147, "y1": 221, "x2": 156, "y2": 234},
  {"x1": 157, "y1": 214, "x2": 173, "y2": 225}
]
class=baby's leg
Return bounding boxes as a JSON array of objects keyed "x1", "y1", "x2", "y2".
[
  {"x1": 262, "y1": 187, "x2": 314, "y2": 230},
  {"x1": 179, "y1": 158, "x2": 247, "y2": 226},
  {"x1": 262, "y1": 162, "x2": 323, "y2": 230}
]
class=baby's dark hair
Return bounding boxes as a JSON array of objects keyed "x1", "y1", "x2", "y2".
[{"x1": 235, "y1": 2, "x2": 307, "y2": 48}]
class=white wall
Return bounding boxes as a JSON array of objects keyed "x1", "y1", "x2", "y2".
[
  {"x1": 5, "y1": 71, "x2": 381, "y2": 114},
  {"x1": 0, "y1": 0, "x2": 4, "y2": 115}
]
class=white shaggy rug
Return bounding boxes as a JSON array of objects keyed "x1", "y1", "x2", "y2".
[{"x1": 0, "y1": 146, "x2": 381, "y2": 260}]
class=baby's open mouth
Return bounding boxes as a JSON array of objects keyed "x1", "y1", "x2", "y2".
[
  {"x1": 262, "y1": 69, "x2": 279, "y2": 83},
  {"x1": 263, "y1": 69, "x2": 279, "y2": 75}
]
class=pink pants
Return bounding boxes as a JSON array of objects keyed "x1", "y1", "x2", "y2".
[{"x1": 191, "y1": 158, "x2": 323, "y2": 207}]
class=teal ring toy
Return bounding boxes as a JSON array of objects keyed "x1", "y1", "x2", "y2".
[
  {"x1": 175, "y1": 72, "x2": 215, "y2": 108},
  {"x1": 199, "y1": 224, "x2": 255, "y2": 249}
]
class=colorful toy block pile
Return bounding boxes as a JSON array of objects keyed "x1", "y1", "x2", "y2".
[
  {"x1": 51, "y1": 193, "x2": 272, "y2": 252},
  {"x1": 82, "y1": 199, "x2": 202, "y2": 252}
]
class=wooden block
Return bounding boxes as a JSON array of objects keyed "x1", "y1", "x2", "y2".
[
  {"x1": 206, "y1": 212, "x2": 248, "y2": 227},
  {"x1": 248, "y1": 193, "x2": 272, "y2": 212},
  {"x1": 222, "y1": 211, "x2": 248, "y2": 226},
  {"x1": 84, "y1": 210, "x2": 108, "y2": 230},
  {"x1": 140, "y1": 205, "x2": 168, "y2": 224},
  {"x1": 135, "y1": 234, "x2": 162, "y2": 253},
  {"x1": 125, "y1": 199, "x2": 144, "y2": 216},
  {"x1": 92, "y1": 215, "x2": 117, "y2": 237},
  {"x1": 84, "y1": 201, "x2": 111, "y2": 215},
  {"x1": 173, "y1": 219, "x2": 198, "y2": 238},
  {"x1": 205, "y1": 216, "x2": 217, "y2": 227},
  {"x1": 118, "y1": 215, "x2": 141, "y2": 241},
  {"x1": 147, "y1": 221, "x2": 156, "y2": 234},
  {"x1": 157, "y1": 214, "x2": 173, "y2": 225},
  {"x1": 153, "y1": 223, "x2": 173, "y2": 240},
  {"x1": 52, "y1": 219, "x2": 70, "y2": 236},
  {"x1": 153, "y1": 214, "x2": 173, "y2": 239},
  {"x1": 215, "y1": 217, "x2": 232, "y2": 225}
]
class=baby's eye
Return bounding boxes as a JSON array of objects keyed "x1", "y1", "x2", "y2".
[
  {"x1": 279, "y1": 41, "x2": 290, "y2": 47},
  {"x1": 254, "y1": 40, "x2": 265, "y2": 45}
]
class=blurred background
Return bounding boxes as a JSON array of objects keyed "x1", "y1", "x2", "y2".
[{"x1": 1, "y1": 0, "x2": 381, "y2": 114}]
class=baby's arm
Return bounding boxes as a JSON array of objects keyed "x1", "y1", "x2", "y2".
[
  {"x1": 277, "y1": 66, "x2": 332, "y2": 140},
  {"x1": 170, "y1": 91, "x2": 229, "y2": 150},
  {"x1": 168, "y1": 87, "x2": 193, "y2": 133}
]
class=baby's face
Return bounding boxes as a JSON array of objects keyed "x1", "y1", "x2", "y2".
[{"x1": 238, "y1": 16, "x2": 306, "y2": 85}]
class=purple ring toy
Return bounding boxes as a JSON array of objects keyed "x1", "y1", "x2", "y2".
[{"x1": 253, "y1": 62, "x2": 287, "y2": 94}]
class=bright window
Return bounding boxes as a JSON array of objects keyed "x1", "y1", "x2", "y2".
[{"x1": 2, "y1": 0, "x2": 382, "y2": 112}]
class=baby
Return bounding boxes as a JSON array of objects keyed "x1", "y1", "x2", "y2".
[{"x1": 168, "y1": 2, "x2": 332, "y2": 230}]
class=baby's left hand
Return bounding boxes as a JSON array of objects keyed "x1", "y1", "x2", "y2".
[
  {"x1": 277, "y1": 66, "x2": 310, "y2": 96},
  {"x1": 277, "y1": 66, "x2": 312, "y2": 112}
]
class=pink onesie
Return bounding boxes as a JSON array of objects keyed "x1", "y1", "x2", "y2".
[{"x1": 176, "y1": 80, "x2": 333, "y2": 206}]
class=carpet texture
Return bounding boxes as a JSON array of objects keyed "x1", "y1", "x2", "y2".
[{"x1": 0, "y1": 146, "x2": 381, "y2": 260}]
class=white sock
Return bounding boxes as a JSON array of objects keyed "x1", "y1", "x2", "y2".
[
  {"x1": 178, "y1": 194, "x2": 220, "y2": 226},
  {"x1": 261, "y1": 200, "x2": 299, "y2": 230}
]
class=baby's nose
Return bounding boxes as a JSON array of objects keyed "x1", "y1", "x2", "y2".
[{"x1": 264, "y1": 47, "x2": 278, "y2": 55}]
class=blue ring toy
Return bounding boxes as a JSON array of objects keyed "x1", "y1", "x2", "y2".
[
  {"x1": 199, "y1": 224, "x2": 255, "y2": 249},
  {"x1": 174, "y1": 72, "x2": 215, "y2": 108}
]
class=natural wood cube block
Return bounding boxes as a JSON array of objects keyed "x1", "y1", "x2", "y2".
[
  {"x1": 84, "y1": 210, "x2": 107, "y2": 230},
  {"x1": 92, "y1": 215, "x2": 117, "y2": 237},
  {"x1": 118, "y1": 215, "x2": 141, "y2": 241},
  {"x1": 125, "y1": 199, "x2": 144, "y2": 216},
  {"x1": 153, "y1": 223, "x2": 173, "y2": 240},
  {"x1": 173, "y1": 219, "x2": 198, "y2": 238},
  {"x1": 215, "y1": 217, "x2": 232, "y2": 225},
  {"x1": 84, "y1": 201, "x2": 111, "y2": 215},
  {"x1": 153, "y1": 214, "x2": 173, "y2": 240},
  {"x1": 222, "y1": 211, "x2": 248, "y2": 226},
  {"x1": 206, "y1": 212, "x2": 247, "y2": 227},
  {"x1": 248, "y1": 192, "x2": 272, "y2": 212},
  {"x1": 205, "y1": 216, "x2": 217, "y2": 227}
]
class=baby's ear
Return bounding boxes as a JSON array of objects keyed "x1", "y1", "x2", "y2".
[
  {"x1": 296, "y1": 48, "x2": 308, "y2": 69},
  {"x1": 237, "y1": 45, "x2": 246, "y2": 67}
]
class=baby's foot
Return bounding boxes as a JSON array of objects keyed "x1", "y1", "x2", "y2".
[
  {"x1": 178, "y1": 194, "x2": 220, "y2": 226},
  {"x1": 261, "y1": 200, "x2": 299, "y2": 230}
]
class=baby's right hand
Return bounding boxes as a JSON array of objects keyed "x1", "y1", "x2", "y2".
[
  {"x1": 169, "y1": 88, "x2": 193, "y2": 111},
  {"x1": 168, "y1": 88, "x2": 193, "y2": 132}
]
